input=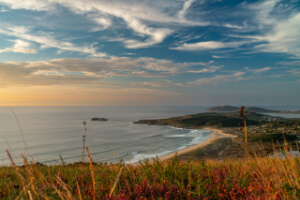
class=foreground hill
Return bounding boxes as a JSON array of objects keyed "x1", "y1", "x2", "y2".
[
  {"x1": 205, "y1": 105, "x2": 300, "y2": 114},
  {"x1": 1, "y1": 151, "x2": 300, "y2": 199},
  {"x1": 135, "y1": 111, "x2": 284, "y2": 128}
]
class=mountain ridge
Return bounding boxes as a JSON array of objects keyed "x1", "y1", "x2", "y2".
[{"x1": 205, "y1": 105, "x2": 300, "y2": 114}]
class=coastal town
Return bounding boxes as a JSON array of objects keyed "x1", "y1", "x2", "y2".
[{"x1": 248, "y1": 123, "x2": 300, "y2": 136}]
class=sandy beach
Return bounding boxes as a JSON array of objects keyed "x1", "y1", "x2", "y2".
[{"x1": 158, "y1": 127, "x2": 237, "y2": 161}]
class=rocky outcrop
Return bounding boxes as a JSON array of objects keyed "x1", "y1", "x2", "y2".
[{"x1": 91, "y1": 118, "x2": 108, "y2": 121}]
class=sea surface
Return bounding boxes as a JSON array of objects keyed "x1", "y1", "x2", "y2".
[{"x1": 0, "y1": 105, "x2": 299, "y2": 166}]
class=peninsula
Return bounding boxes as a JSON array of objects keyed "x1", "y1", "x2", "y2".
[
  {"x1": 205, "y1": 105, "x2": 300, "y2": 114},
  {"x1": 135, "y1": 111, "x2": 299, "y2": 160},
  {"x1": 134, "y1": 111, "x2": 284, "y2": 128}
]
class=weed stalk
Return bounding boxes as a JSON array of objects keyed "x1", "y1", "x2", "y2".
[{"x1": 82, "y1": 120, "x2": 87, "y2": 163}]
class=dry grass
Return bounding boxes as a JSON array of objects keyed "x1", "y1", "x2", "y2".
[{"x1": 1, "y1": 143, "x2": 300, "y2": 199}]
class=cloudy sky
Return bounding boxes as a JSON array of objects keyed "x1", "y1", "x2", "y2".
[{"x1": 0, "y1": 0, "x2": 299, "y2": 106}]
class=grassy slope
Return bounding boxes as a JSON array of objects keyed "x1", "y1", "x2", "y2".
[{"x1": 1, "y1": 152, "x2": 300, "y2": 199}]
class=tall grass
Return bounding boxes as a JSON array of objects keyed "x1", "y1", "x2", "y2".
[{"x1": 1, "y1": 145, "x2": 300, "y2": 199}]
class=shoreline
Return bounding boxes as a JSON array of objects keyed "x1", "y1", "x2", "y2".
[{"x1": 157, "y1": 127, "x2": 237, "y2": 162}]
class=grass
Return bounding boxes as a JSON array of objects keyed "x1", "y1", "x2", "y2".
[{"x1": 0, "y1": 146, "x2": 300, "y2": 199}]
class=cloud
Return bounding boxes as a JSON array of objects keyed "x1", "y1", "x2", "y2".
[
  {"x1": 245, "y1": 67, "x2": 271, "y2": 73},
  {"x1": 122, "y1": 52, "x2": 137, "y2": 56},
  {"x1": 172, "y1": 0, "x2": 300, "y2": 57},
  {"x1": 132, "y1": 81, "x2": 174, "y2": 88},
  {"x1": 122, "y1": 18, "x2": 173, "y2": 48},
  {"x1": 0, "y1": 0, "x2": 209, "y2": 49},
  {"x1": 223, "y1": 23, "x2": 244, "y2": 29},
  {"x1": 0, "y1": 57, "x2": 276, "y2": 90},
  {"x1": 287, "y1": 68, "x2": 300, "y2": 76},
  {"x1": 0, "y1": 39, "x2": 37, "y2": 53},
  {"x1": 172, "y1": 41, "x2": 249, "y2": 51},
  {"x1": 212, "y1": 55, "x2": 226, "y2": 59},
  {"x1": 0, "y1": 62, "x2": 101, "y2": 87},
  {"x1": 278, "y1": 60, "x2": 300, "y2": 66},
  {"x1": 185, "y1": 72, "x2": 246, "y2": 86},
  {"x1": 178, "y1": 0, "x2": 196, "y2": 20},
  {"x1": 0, "y1": 0, "x2": 53, "y2": 11},
  {"x1": 0, "y1": 25, "x2": 107, "y2": 57},
  {"x1": 90, "y1": 17, "x2": 112, "y2": 31},
  {"x1": 187, "y1": 66, "x2": 221, "y2": 73},
  {"x1": 235, "y1": 0, "x2": 300, "y2": 58},
  {"x1": 0, "y1": 57, "x2": 219, "y2": 87},
  {"x1": 255, "y1": 13, "x2": 300, "y2": 58},
  {"x1": 0, "y1": 6, "x2": 8, "y2": 12}
]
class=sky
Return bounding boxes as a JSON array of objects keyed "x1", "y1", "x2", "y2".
[{"x1": 0, "y1": 0, "x2": 299, "y2": 106}]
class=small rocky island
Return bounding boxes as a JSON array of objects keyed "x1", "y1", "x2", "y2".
[{"x1": 91, "y1": 118, "x2": 108, "y2": 121}]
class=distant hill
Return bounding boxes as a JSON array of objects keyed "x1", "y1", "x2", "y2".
[
  {"x1": 205, "y1": 105, "x2": 238, "y2": 112},
  {"x1": 205, "y1": 105, "x2": 300, "y2": 114},
  {"x1": 135, "y1": 111, "x2": 286, "y2": 128}
]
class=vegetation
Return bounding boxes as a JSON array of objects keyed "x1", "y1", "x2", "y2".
[
  {"x1": 271, "y1": 119, "x2": 300, "y2": 128},
  {"x1": 205, "y1": 105, "x2": 300, "y2": 114},
  {"x1": 246, "y1": 120, "x2": 300, "y2": 144},
  {"x1": 135, "y1": 111, "x2": 285, "y2": 128},
  {"x1": 249, "y1": 133, "x2": 298, "y2": 143},
  {"x1": 1, "y1": 147, "x2": 300, "y2": 199}
]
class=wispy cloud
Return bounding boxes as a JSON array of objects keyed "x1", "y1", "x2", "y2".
[
  {"x1": 0, "y1": 39, "x2": 37, "y2": 53},
  {"x1": 178, "y1": 0, "x2": 196, "y2": 20},
  {"x1": 212, "y1": 55, "x2": 227, "y2": 59},
  {"x1": 0, "y1": 57, "x2": 220, "y2": 87},
  {"x1": 132, "y1": 80, "x2": 174, "y2": 88},
  {"x1": 0, "y1": 0, "x2": 209, "y2": 49},
  {"x1": 122, "y1": 20, "x2": 173, "y2": 49},
  {"x1": 236, "y1": 0, "x2": 300, "y2": 58},
  {"x1": 172, "y1": 0, "x2": 300, "y2": 57},
  {"x1": 0, "y1": 0, "x2": 53, "y2": 11},
  {"x1": 1, "y1": 57, "x2": 275, "y2": 88},
  {"x1": 278, "y1": 60, "x2": 300, "y2": 66},
  {"x1": 172, "y1": 40, "x2": 250, "y2": 51},
  {"x1": 0, "y1": 6, "x2": 8, "y2": 12},
  {"x1": 287, "y1": 68, "x2": 300, "y2": 76},
  {"x1": 184, "y1": 72, "x2": 246, "y2": 86},
  {"x1": 245, "y1": 67, "x2": 271, "y2": 73},
  {"x1": 187, "y1": 66, "x2": 221, "y2": 73},
  {"x1": 0, "y1": 25, "x2": 107, "y2": 57}
]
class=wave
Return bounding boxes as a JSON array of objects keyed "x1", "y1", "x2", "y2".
[
  {"x1": 124, "y1": 129, "x2": 213, "y2": 164},
  {"x1": 167, "y1": 126, "x2": 185, "y2": 130},
  {"x1": 163, "y1": 129, "x2": 211, "y2": 138},
  {"x1": 125, "y1": 150, "x2": 172, "y2": 164},
  {"x1": 164, "y1": 134, "x2": 187, "y2": 138}
]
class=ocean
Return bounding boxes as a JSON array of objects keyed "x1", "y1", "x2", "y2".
[{"x1": 0, "y1": 105, "x2": 299, "y2": 166}]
